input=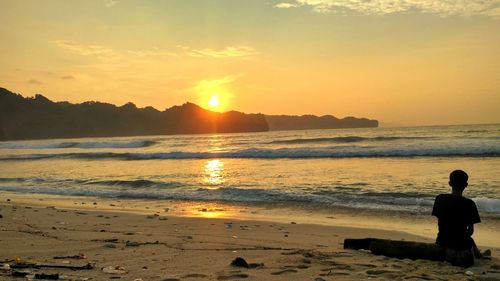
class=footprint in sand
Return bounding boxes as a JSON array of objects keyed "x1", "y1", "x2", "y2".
[
  {"x1": 366, "y1": 269, "x2": 402, "y2": 278},
  {"x1": 216, "y1": 273, "x2": 249, "y2": 280},
  {"x1": 354, "y1": 263, "x2": 377, "y2": 268},
  {"x1": 283, "y1": 264, "x2": 310, "y2": 269},
  {"x1": 271, "y1": 269, "x2": 298, "y2": 275},
  {"x1": 181, "y1": 273, "x2": 208, "y2": 279},
  {"x1": 404, "y1": 275, "x2": 435, "y2": 280}
]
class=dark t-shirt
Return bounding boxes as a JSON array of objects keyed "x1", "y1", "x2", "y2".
[{"x1": 432, "y1": 194, "x2": 481, "y2": 250}]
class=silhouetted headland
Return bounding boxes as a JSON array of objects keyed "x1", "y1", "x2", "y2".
[
  {"x1": 0, "y1": 87, "x2": 378, "y2": 140},
  {"x1": 265, "y1": 115, "x2": 378, "y2": 131}
]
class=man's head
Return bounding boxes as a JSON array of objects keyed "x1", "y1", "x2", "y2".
[{"x1": 449, "y1": 169, "x2": 468, "y2": 191}]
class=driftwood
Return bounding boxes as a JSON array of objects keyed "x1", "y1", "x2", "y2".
[
  {"x1": 9, "y1": 262, "x2": 94, "y2": 270},
  {"x1": 344, "y1": 238, "x2": 445, "y2": 262},
  {"x1": 35, "y1": 273, "x2": 59, "y2": 280},
  {"x1": 10, "y1": 272, "x2": 60, "y2": 280},
  {"x1": 53, "y1": 254, "x2": 86, "y2": 260}
]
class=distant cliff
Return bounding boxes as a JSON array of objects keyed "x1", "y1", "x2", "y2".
[
  {"x1": 0, "y1": 88, "x2": 268, "y2": 140},
  {"x1": 0, "y1": 87, "x2": 378, "y2": 140},
  {"x1": 265, "y1": 115, "x2": 378, "y2": 131}
]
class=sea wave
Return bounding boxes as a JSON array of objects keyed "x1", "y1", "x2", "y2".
[
  {"x1": 86, "y1": 179, "x2": 183, "y2": 189},
  {"x1": 0, "y1": 140, "x2": 157, "y2": 149},
  {"x1": 473, "y1": 197, "x2": 500, "y2": 213},
  {"x1": 270, "y1": 136, "x2": 432, "y2": 144},
  {"x1": 1, "y1": 185, "x2": 499, "y2": 214},
  {"x1": 0, "y1": 185, "x2": 431, "y2": 211},
  {"x1": 1, "y1": 146, "x2": 499, "y2": 161},
  {"x1": 0, "y1": 177, "x2": 183, "y2": 189}
]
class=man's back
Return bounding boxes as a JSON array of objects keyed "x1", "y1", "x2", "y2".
[{"x1": 432, "y1": 194, "x2": 480, "y2": 250}]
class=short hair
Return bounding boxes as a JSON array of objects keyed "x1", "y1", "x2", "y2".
[{"x1": 449, "y1": 170, "x2": 468, "y2": 188}]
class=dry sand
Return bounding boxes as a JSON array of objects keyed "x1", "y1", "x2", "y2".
[{"x1": 1, "y1": 193, "x2": 499, "y2": 281}]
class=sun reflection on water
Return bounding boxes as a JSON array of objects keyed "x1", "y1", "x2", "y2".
[
  {"x1": 182, "y1": 202, "x2": 238, "y2": 219},
  {"x1": 207, "y1": 135, "x2": 224, "y2": 152},
  {"x1": 204, "y1": 159, "x2": 225, "y2": 186}
]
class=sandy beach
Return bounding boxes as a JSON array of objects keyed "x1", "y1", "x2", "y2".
[{"x1": 1, "y1": 193, "x2": 499, "y2": 281}]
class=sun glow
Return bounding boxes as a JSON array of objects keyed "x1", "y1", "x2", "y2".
[
  {"x1": 194, "y1": 77, "x2": 235, "y2": 112},
  {"x1": 208, "y1": 95, "x2": 220, "y2": 108}
]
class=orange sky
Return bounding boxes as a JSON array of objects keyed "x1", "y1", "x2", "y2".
[{"x1": 1, "y1": 0, "x2": 499, "y2": 126}]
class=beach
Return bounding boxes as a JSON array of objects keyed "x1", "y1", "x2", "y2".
[
  {"x1": 1, "y1": 192, "x2": 499, "y2": 281},
  {"x1": 1, "y1": 125, "x2": 499, "y2": 280},
  {"x1": 2, "y1": 0, "x2": 499, "y2": 278}
]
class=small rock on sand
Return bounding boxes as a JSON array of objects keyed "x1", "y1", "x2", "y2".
[
  {"x1": 126, "y1": 241, "x2": 141, "y2": 247},
  {"x1": 231, "y1": 257, "x2": 249, "y2": 268},
  {"x1": 102, "y1": 266, "x2": 127, "y2": 274}
]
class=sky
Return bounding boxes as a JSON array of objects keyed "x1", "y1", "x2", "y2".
[{"x1": 0, "y1": 0, "x2": 499, "y2": 126}]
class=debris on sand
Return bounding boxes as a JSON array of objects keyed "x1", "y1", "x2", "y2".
[
  {"x1": 102, "y1": 265, "x2": 127, "y2": 274},
  {"x1": 230, "y1": 257, "x2": 263, "y2": 269}
]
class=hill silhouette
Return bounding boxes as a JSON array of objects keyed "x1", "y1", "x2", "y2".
[
  {"x1": 0, "y1": 87, "x2": 378, "y2": 140},
  {"x1": 265, "y1": 114, "x2": 378, "y2": 130}
]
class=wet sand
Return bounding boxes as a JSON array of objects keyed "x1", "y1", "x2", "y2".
[{"x1": 1, "y1": 193, "x2": 499, "y2": 281}]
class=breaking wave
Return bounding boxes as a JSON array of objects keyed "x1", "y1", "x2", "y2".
[
  {"x1": 86, "y1": 179, "x2": 183, "y2": 189},
  {"x1": 0, "y1": 140, "x2": 157, "y2": 149},
  {"x1": 270, "y1": 136, "x2": 431, "y2": 144},
  {"x1": 1, "y1": 146, "x2": 498, "y2": 161},
  {"x1": 0, "y1": 185, "x2": 498, "y2": 214}
]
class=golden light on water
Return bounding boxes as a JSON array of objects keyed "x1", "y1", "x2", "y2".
[
  {"x1": 182, "y1": 202, "x2": 238, "y2": 219},
  {"x1": 204, "y1": 159, "x2": 225, "y2": 186}
]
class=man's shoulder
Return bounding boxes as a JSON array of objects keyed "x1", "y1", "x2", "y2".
[
  {"x1": 462, "y1": 196, "x2": 477, "y2": 207},
  {"x1": 435, "y1": 193, "x2": 451, "y2": 201},
  {"x1": 435, "y1": 194, "x2": 477, "y2": 207},
  {"x1": 434, "y1": 194, "x2": 474, "y2": 206}
]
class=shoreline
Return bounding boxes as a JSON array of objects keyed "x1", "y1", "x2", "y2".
[
  {"x1": 2, "y1": 192, "x2": 499, "y2": 248},
  {"x1": 1, "y1": 192, "x2": 500, "y2": 280}
]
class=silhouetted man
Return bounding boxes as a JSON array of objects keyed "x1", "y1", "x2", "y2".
[{"x1": 432, "y1": 169, "x2": 487, "y2": 267}]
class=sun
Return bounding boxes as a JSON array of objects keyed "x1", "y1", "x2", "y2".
[
  {"x1": 208, "y1": 95, "x2": 220, "y2": 108},
  {"x1": 195, "y1": 81, "x2": 232, "y2": 111}
]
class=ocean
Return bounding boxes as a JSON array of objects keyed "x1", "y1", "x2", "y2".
[{"x1": 0, "y1": 123, "x2": 499, "y2": 216}]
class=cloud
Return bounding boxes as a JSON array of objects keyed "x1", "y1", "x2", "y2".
[
  {"x1": 27, "y1": 79, "x2": 42, "y2": 84},
  {"x1": 274, "y1": 2, "x2": 301, "y2": 8},
  {"x1": 52, "y1": 40, "x2": 117, "y2": 60},
  {"x1": 52, "y1": 40, "x2": 258, "y2": 63},
  {"x1": 186, "y1": 46, "x2": 258, "y2": 58},
  {"x1": 127, "y1": 49, "x2": 179, "y2": 58},
  {"x1": 273, "y1": 0, "x2": 500, "y2": 17},
  {"x1": 61, "y1": 75, "x2": 75, "y2": 80},
  {"x1": 105, "y1": 0, "x2": 117, "y2": 8},
  {"x1": 192, "y1": 74, "x2": 244, "y2": 93}
]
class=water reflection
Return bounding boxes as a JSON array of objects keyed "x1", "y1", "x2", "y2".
[
  {"x1": 204, "y1": 159, "x2": 225, "y2": 186},
  {"x1": 183, "y1": 202, "x2": 238, "y2": 219},
  {"x1": 207, "y1": 135, "x2": 224, "y2": 152}
]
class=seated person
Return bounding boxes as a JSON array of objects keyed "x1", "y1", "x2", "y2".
[
  {"x1": 432, "y1": 169, "x2": 488, "y2": 267},
  {"x1": 344, "y1": 170, "x2": 491, "y2": 267}
]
